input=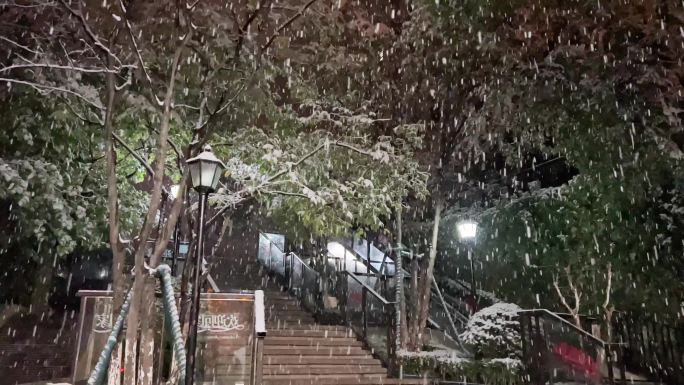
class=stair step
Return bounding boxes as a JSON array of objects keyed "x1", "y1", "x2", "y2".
[
  {"x1": 264, "y1": 364, "x2": 387, "y2": 375},
  {"x1": 263, "y1": 378, "x2": 427, "y2": 385},
  {"x1": 264, "y1": 355, "x2": 378, "y2": 365},
  {"x1": 266, "y1": 321, "x2": 318, "y2": 329},
  {"x1": 265, "y1": 324, "x2": 345, "y2": 331},
  {"x1": 263, "y1": 346, "x2": 368, "y2": 355},
  {"x1": 265, "y1": 336, "x2": 362, "y2": 347},
  {"x1": 262, "y1": 374, "x2": 399, "y2": 385},
  {"x1": 265, "y1": 313, "x2": 315, "y2": 320},
  {"x1": 267, "y1": 329, "x2": 353, "y2": 338}
]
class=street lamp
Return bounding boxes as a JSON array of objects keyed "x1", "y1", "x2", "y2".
[
  {"x1": 185, "y1": 145, "x2": 225, "y2": 385},
  {"x1": 457, "y1": 220, "x2": 478, "y2": 314},
  {"x1": 457, "y1": 221, "x2": 477, "y2": 240}
]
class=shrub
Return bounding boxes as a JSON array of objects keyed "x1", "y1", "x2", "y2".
[{"x1": 460, "y1": 302, "x2": 522, "y2": 359}]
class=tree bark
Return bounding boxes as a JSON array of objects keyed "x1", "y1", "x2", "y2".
[
  {"x1": 124, "y1": 34, "x2": 191, "y2": 385},
  {"x1": 553, "y1": 266, "x2": 582, "y2": 329},
  {"x1": 602, "y1": 263, "x2": 614, "y2": 341},
  {"x1": 406, "y1": 251, "x2": 419, "y2": 350},
  {"x1": 395, "y1": 206, "x2": 408, "y2": 349},
  {"x1": 408, "y1": 201, "x2": 442, "y2": 351},
  {"x1": 103, "y1": 60, "x2": 125, "y2": 312}
]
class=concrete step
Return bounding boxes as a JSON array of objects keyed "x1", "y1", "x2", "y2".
[
  {"x1": 265, "y1": 336, "x2": 362, "y2": 347},
  {"x1": 262, "y1": 374, "x2": 427, "y2": 385},
  {"x1": 267, "y1": 329, "x2": 353, "y2": 338},
  {"x1": 263, "y1": 345, "x2": 368, "y2": 355},
  {"x1": 264, "y1": 364, "x2": 388, "y2": 375},
  {"x1": 265, "y1": 324, "x2": 346, "y2": 331},
  {"x1": 266, "y1": 320, "x2": 318, "y2": 329},
  {"x1": 264, "y1": 355, "x2": 378, "y2": 365}
]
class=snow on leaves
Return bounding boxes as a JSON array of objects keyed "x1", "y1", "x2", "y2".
[{"x1": 460, "y1": 303, "x2": 522, "y2": 360}]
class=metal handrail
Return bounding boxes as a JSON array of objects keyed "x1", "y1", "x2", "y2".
[
  {"x1": 519, "y1": 308, "x2": 617, "y2": 347},
  {"x1": 519, "y1": 308, "x2": 628, "y2": 385},
  {"x1": 259, "y1": 232, "x2": 317, "y2": 274},
  {"x1": 288, "y1": 251, "x2": 317, "y2": 274},
  {"x1": 345, "y1": 271, "x2": 395, "y2": 306},
  {"x1": 251, "y1": 290, "x2": 266, "y2": 385}
]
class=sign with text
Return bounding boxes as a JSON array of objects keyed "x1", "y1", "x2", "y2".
[
  {"x1": 72, "y1": 291, "x2": 255, "y2": 385},
  {"x1": 194, "y1": 293, "x2": 254, "y2": 385},
  {"x1": 72, "y1": 291, "x2": 118, "y2": 385}
]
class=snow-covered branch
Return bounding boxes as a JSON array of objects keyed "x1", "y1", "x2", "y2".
[
  {"x1": 261, "y1": 0, "x2": 320, "y2": 51},
  {"x1": 0, "y1": 77, "x2": 104, "y2": 110},
  {"x1": 0, "y1": 62, "x2": 124, "y2": 74}
]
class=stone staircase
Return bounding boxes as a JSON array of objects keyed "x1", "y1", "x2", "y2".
[
  {"x1": 262, "y1": 293, "x2": 426, "y2": 385},
  {"x1": 0, "y1": 310, "x2": 76, "y2": 385}
]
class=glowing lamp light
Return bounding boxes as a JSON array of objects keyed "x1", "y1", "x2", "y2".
[
  {"x1": 186, "y1": 145, "x2": 225, "y2": 193},
  {"x1": 457, "y1": 220, "x2": 478, "y2": 240}
]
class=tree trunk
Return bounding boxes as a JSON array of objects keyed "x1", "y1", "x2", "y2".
[
  {"x1": 123, "y1": 36, "x2": 190, "y2": 385},
  {"x1": 406, "y1": 252, "x2": 420, "y2": 351},
  {"x1": 395, "y1": 206, "x2": 407, "y2": 350},
  {"x1": 103, "y1": 62, "x2": 125, "y2": 313},
  {"x1": 406, "y1": 201, "x2": 442, "y2": 351},
  {"x1": 29, "y1": 260, "x2": 53, "y2": 313},
  {"x1": 137, "y1": 278, "x2": 156, "y2": 385}
]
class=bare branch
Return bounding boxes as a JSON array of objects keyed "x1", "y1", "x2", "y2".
[
  {"x1": 234, "y1": 0, "x2": 272, "y2": 61},
  {"x1": 0, "y1": 62, "x2": 124, "y2": 74},
  {"x1": 552, "y1": 272, "x2": 575, "y2": 315},
  {"x1": 565, "y1": 266, "x2": 580, "y2": 312},
  {"x1": 0, "y1": 1, "x2": 57, "y2": 7},
  {"x1": 60, "y1": 96, "x2": 103, "y2": 125},
  {"x1": 0, "y1": 77, "x2": 103, "y2": 110},
  {"x1": 261, "y1": 0, "x2": 320, "y2": 52},
  {"x1": 603, "y1": 263, "x2": 612, "y2": 309},
  {"x1": 195, "y1": 83, "x2": 247, "y2": 132},
  {"x1": 58, "y1": 0, "x2": 122, "y2": 66},
  {"x1": 0, "y1": 36, "x2": 43, "y2": 54},
  {"x1": 334, "y1": 141, "x2": 375, "y2": 157},
  {"x1": 119, "y1": 0, "x2": 153, "y2": 86},
  {"x1": 262, "y1": 190, "x2": 310, "y2": 199},
  {"x1": 112, "y1": 132, "x2": 171, "y2": 196}
]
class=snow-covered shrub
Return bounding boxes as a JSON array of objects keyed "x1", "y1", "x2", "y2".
[
  {"x1": 439, "y1": 358, "x2": 522, "y2": 385},
  {"x1": 460, "y1": 302, "x2": 522, "y2": 359},
  {"x1": 397, "y1": 349, "x2": 522, "y2": 385}
]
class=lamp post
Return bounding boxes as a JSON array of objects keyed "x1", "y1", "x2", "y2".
[
  {"x1": 185, "y1": 145, "x2": 225, "y2": 385},
  {"x1": 457, "y1": 220, "x2": 478, "y2": 313}
]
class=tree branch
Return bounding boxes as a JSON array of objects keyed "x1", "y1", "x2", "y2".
[
  {"x1": 58, "y1": 0, "x2": 122, "y2": 66},
  {"x1": 261, "y1": 0, "x2": 320, "y2": 52},
  {"x1": 234, "y1": 0, "x2": 272, "y2": 61},
  {"x1": 0, "y1": 62, "x2": 126, "y2": 74},
  {"x1": 118, "y1": 0, "x2": 153, "y2": 86},
  {"x1": 0, "y1": 77, "x2": 104, "y2": 110},
  {"x1": 553, "y1": 272, "x2": 575, "y2": 315},
  {"x1": 0, "y1": 36, "x2": 43, "y2": 55},
  {"x1": 602, "y1": 263, "x2": 612, "y2": 309},
  {"x1": 111, "y1": 132, "x2": 171, "y2": 197}
]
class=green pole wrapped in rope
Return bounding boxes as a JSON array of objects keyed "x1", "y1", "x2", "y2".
[
  {"x1": 86, "y1": 264, "x2": 187, "y2": 385},
  {"x1": 87, "y1": 288, "x2": 133, "y2": 385},
  {"x1": 156, "y1": 264, "x2": 187, "y2": 385}
]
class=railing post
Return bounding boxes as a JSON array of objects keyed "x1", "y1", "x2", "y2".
[
  {"x1": 289, "y1": 253, "x2": 294, "y2": 292},
  {"x1": 386, "y1": 302, "x2": 396, "y2": 377},
  {"x1": 362, "y1": 287, "x2": 368, "y2": 341},
  {"x1": 519, "y1": 313, "x2": 529, "y2": 384},
  {"x1": 617, "y1": 342, "x2": 627, "y2": 385},
  {"x1": 606, "y1": 343, "x2": 615, "y2": 384},
  {"x1": 252, "y1": 290, "x2": 266, "y2": 385},
  {"x1": 339, "y1": 272, "x2": 348, "y2": 323},
  {"x1": 532, "y1": 314, "x2": 544, "y2": 385},
  {"x1": 268, "y1": 239, "x2": 273, "y2": 272}
]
